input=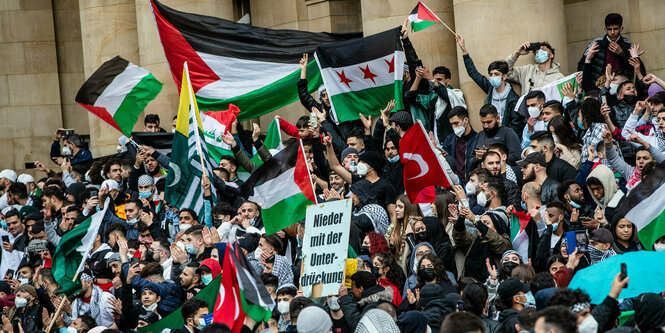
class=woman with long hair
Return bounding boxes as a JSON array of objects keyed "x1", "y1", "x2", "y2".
[
  {"x1": 373, "y1": 252, "x2": 406, "y2": 306},
  {"x1": 388, "y1": 194, "x2": 421, "y2": 269},
  {"x1": 414, "y1": 254, "x2": 455, "y2": 293},
  {"x1": 431, "y1": 191, "x2": 458, "y2": 245},
  {"x1": 549, "y1": 115, "x2": 583, "y2": 169}
]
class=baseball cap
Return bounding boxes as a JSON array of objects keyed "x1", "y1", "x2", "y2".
[
  {"x1": 590, "y1": 228, "x2": 613, "y2": 244},
  {"x1": 516, "y1": 152, "x2": 547, "y2": 167},
  {"x1": 498, "y1": 277, "x2": 530, "y2": 301}
]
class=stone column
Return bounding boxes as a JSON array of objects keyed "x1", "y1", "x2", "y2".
[
  {"x1": 0, "y1": 0, "x2": 62, "y2": 173},
  {"x1": 453, "y1": 0, "x2": 567, "y2": 129},
  {"x1": 134, "y1": 0, "x2": 234, "y2": 134},
  {"x1": 79, "y1": 0, "x2": 140, "y2": 157},
  {"x1": 360, "y1": 0, "x2": 459, "y2": 87}
]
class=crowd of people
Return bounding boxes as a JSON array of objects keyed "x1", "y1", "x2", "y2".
[{"x1": 1, "y1": 12, "x2": 665, "y2": 333}]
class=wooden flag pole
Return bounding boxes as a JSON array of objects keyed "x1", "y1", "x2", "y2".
[
  {"x1": 438, "y1": 18, "x2": 456, "y2": 36},
  {"x1": 46, "y1": 296, "x2": 67, "y2": 333}
]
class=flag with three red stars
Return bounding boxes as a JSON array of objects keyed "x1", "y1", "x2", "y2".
[{"x1": 314, "y1": 27, "x2": 404, "y2": 123}]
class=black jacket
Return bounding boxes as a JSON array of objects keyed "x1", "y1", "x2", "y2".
[
  {"x1": 338, "y1": 285, "x2": 393, "y2": 328},
  {"x1": 497, "y1": 308, "x2": 519, "y2": 333},
  {"x1": 576, "y1": 35, "x2": 643, "y2": 91},
  {"x1": 546, "y1": 156, "x2": 578, "y2": 183}
]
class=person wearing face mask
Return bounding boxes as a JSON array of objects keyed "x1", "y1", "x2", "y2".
[
  {"x1": 171, "y1": 298, "x2": 209, "y2": 333},
  {"x1": 521, "y1": 91, "x2": 548, "y2": 150},
  {"x1": 196, "y1": 259, "x2": 221, "y2": 287},
  {"x1": 443, "y1": 107, "x2": 477, "y2": 183},
  {"x1": 535, "y1": 201, "x2": 568, "y2": 272},
  {"x1": 652, "y1": 235, "x2": 665, "y2": 251},
  {"x1": 69, "y1": 270, "x2": 115, "y2": 327},
  {"x1": 326, "y1": 293, "x2": 351, "y2": 333},
  {"x1": 6, "y1": 284, "x2": 42, "y2": 332},
  {"x1": 472, "y1": 104, "x2": 522, "y2": 167},
  {"x1": 138, "y1": 285, "x2": 163, "y2": 318},
  {"x1": 51, "y1": 130, "x2": 92, "y2": 165},
  {"x1": 122, "y1": 199, "x2": 143, "y2": 240},
  {"x1": 121, "y1": 260, "x2": 184, "y2": 315},
  {"x1": 406, "y1": 217, "x2": 456, "y2": 279},
  {"x1": 496, "y1": 278, "x2": 535, "y2": 333},
  {"x1": 587, "y1": 228, "x2": 617, "y2": 265},
  {"x1": 372, "y1": 253, "x2": 404, "y2": 307},
  {"x1": 505, "y1": 41, "x2": 564, "y2": 96},
  {"x1": 457, "y1": 35, "x2": 523, "y2": 135},
  {"x1": 275, "y1": 285, "x2": 297, "y2": 331},
  {"x1": 381, "y1": 137, "x2": 404, "y2": 195}
]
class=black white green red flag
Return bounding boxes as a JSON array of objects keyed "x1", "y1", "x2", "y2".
[
  {"x1": 314, "y1": 28, "x2": 404, "y2": 123},
  {"x1": 149, "y1": 0, "x2": 358, "y2": 121},
  {"x1": 408, "y1": 2, "x2": 439, "y2": 32},
  {"x1": 75, "y1": 56, "x2": 162, "y2": 136}
]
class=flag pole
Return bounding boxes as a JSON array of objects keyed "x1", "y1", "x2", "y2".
[
  {"x1": 46, "y1": 296, "x2": 68, "y2": 333},
  {"x1": 183, "y1": 62, "x2": 209, "y2": 180},
  {"x1": 437, "y1": 18, "x2": 456, "y2": 36}
]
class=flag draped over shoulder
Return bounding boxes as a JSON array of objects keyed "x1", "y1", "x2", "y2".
[
  {"x1": 53, "y1": 199, "x2": 110, "y2": 295},
  {"x1": 620, "y1": 164, "x2": 665, "y2": 250},
  {"x1": 239, "y1": 141, "x2": 316, "y2": 235},
  {"x1": 164, "y1": 63, "x2": 217, "y2": 220},
  {"x1": 315, "y1": 28, "x2": 405, "y2": 123},
  {"x1": 75, "y1": 56, "x2": 162, "y2": 136},
  {"x1": 149, "y1": 0, "x2": 359, "y2": 121},
  {"x1": 408, "y1": 1, "x2": 439, "y2": 32}
]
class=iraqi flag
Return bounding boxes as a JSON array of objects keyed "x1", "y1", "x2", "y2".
[
  {"x1": 408, "y1": 2, "x2": 439, "y2": 32},
  {"x1": 52, "y1": 199, "x2": 110, "y2": 295},
  {"x1": 314, "y1": 28, "x2": 405, "y2": 123},
  {"x1": 149, "y1": 0, "x2": 358, "y2": 121},
  {"x1": 75, "y1": 56, "x2": 162, "y2": 137},
  {"x1": 239, "y1": 140, "x2": 317, "y2": 235},
  {"x1": 399, "y1": 121, "x2": 452, "y2": 203},
  {"x1": 201, "y1": 104, "x2": 240, "y2": 164},
  {"x1": 620, "y1": 164, "x2": 665, "y2": 250}
]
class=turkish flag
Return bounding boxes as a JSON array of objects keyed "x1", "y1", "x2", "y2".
[
  {"x1": 400, "y1": 122, "x2": 451, "y2": 203},
  {"x1": 213, "y1": 243, "x2": 245, "y2": 333}
]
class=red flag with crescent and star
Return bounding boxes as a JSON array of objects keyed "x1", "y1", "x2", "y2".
[{"x1": 399, "y1": 121, "x2": 452, "y2": 203}]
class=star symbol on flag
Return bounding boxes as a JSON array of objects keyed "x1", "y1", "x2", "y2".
[
  {"x1": 385, "y1": 56, "x2": 395, "y2": 73},
  {"x1": 336, "y1": 70, "x2": 353, "y2": 88},
  {"x1": 359, "y1": 64, "x2": 377, "y2": 84}
]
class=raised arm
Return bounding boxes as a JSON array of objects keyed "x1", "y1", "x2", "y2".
[{"x1": 324, "y1": 133, "x2": 352, "y2": 184}]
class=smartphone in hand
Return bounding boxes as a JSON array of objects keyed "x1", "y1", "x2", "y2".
[{"x1": 620, "y1": 263, "x2": 628, "y2": 288}]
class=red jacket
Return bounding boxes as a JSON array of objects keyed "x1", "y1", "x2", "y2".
[{"x1": 378, "y1": 277, "x2": 402, "y2": 306}]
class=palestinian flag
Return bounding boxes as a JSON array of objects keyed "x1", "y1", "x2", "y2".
[
  {"x1": 510, "y1": 209, "x2": 531, "y2": 261},
  {"x1": 238, "y1": 118, "x2": 284, "y2": 181},
  {"x1": 240, "y1": 140, "x2": 316, "y2": 235},
  {"x1": 514, "y1": 72, "x2": 580, "y2": 118},
  {"x1": 622, "y1": 164, "x2": 665, "y2": 250},
  {"x1": 315, "y1": 28, "x2": 404, "y2": 123},
  {"x1": 201, "y1": 104, "x2": 241, "y2": 163},
  {"x1": 165, "y1": 63, "x2": 217, "y2": 220},
  {"x1": 408, "y1": 2, "x2": 439, "y2": 32},
  {"x1": 139, "y1": 276, "x2": 221, "y2": 333},
  {"x1": 150, "y1": 0, "x2": 359, "y2": 121},
  {"x1": 75, "y1": 56, "x2": 162, "y2": 136},
  {"x1": 53, "y1": 199, "x2": 110, "y2": 295}
]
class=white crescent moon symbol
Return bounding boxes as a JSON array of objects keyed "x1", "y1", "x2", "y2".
[
  {"x1": 403, "y1": 153, "x2": 429, "y2": 179},
  {"x1": 168, "y1": 162, "x2": 181, "y2": 187},
  {"x1": 215, "y1": 281, "x2": 225, "y2": 311}
]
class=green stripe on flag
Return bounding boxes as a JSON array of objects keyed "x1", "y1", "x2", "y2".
[
  {"x1": 411, "y1": 20, "x2": 436, "y2": 32},
  {"x1": 329, "y1": 81, "x2": 404, "y2": 123},
  {"x1": 197, "y1": 61, "x2": 323, "y2": 121},
  {"x1": 262, "y1": 192, "x2": 312, "y2": 235},
  {"x1": 112, "y1": 73, "x2": 163, "y2": 137},
  {"x1": 240, "y1": 289, "x2": 272, "y2": 322},
  {"x1": 638, "y1": 208, "x2": 665, "y2": 250}
]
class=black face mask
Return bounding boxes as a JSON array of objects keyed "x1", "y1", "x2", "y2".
[
  {"x1": 623, "y1": 94, "x2": 637, "y2": 105},
  {"x1": 372, "y1": 266, "x2": 381, "y2": 279},
  {"x1": 484, "y1": 123, "x2": 500, "y2": 138},
  {"x1": 502, "y1": 261, "x2": 518, "y2": 277},
  {"x1": 359, "y1": 245, "x2": 370, "y2": 255},
  {"x1": 415, "y1": 231, "x2": 428, "y2": 243},
  {"x1": 145, "y1": 250, "x2": 156, "y2": 261},
  {"x1": 419, "y1": 267, "x2": 437, "y2": 281}
]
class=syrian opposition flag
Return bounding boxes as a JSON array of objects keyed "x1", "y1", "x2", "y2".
[
  {"x1": 621, "y1": 164, "x2": 665, "y2": 250},
  {"x1": 201, "y1": 104, "x2": 240, "y2": 164},
  {"x1": 510, "y1": 209, "x2": 532, "y2": 261},
  {"x1": 165, "y1": 63, "x2": 217, "y2": 221},
  {"x1": 408, "y1": 2, "x2": 439, "y2": 32},
  {"x1": 514, "y1": 72, "x2": 580, "y2": 118},
  {"x1": 315, "y1": 28, "x2": 404, "y2": 123},
  {"x1": 399, "y1": 121, "x2": 451, "y2": 203},
  {"x1": 75, "y1": 56, "x2": 162, "y2": 137},
  {"x1": 53, "y1": 199, "x2": 110, "y2": 295},
  {"x1": 149, "y1": 0, "x2": 358, "y2": 121},
  {"x1": 239, "y1": 140, "x2": 317, "y2": 235}
]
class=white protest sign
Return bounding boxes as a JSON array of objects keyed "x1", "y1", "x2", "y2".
[{"x1": 300, "y1": 199, "x2": 351, "y2": 298}]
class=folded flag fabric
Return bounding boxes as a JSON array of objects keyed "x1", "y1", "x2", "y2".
[
  {"x1": 131, "y1": 132, "x2": 174, "y2": 155},
  {"x1": 201, "y1": 104, "x2": 241, "y2": 163},
  {"x1": 510, "y1": 209, "x2": 532, "y2": 261},
  {"x1": 149, "y1": 0, "x2": 359, "y2": 121},
  {"x1": 75, "y1": 56, "x2": 162, "y2": 137},
  {"x1": 164, "y1": 63, "x2": 217, "y2": 221},
  {"x1": 53, "y1": 199, "x2": 110, "y2": 295},
  {"x1": 239, "y1": 141, "x2": 316, "y2": 235},
  {"x1": 621, "y1": 164, "x2": 665, "y2": 250},
  {"x1": 315, "y1": 28, "x2": 405, "y2": 123},
  {"x1": 513, "y1": 72, "x2": 580, "y2": 118},
  {"x1": 569, "y1": 251, "x2": 665, "y2": 304},
  {"x1": 408, "y1": 1, "x2": 439, "y2": 32}
]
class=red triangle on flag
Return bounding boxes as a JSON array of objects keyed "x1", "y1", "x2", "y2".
[{"x1": 417, "y1": 2, "x2": 439, "y2": 22}]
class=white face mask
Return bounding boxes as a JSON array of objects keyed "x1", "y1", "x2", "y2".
[
  {"x1": 453, "y1": 125, "x2": 466, "y2": 137},
  {"x1": 277, "y1": 300, "x2": 290, "y2": 314},
  {"x1": 552, "y1": 135, "x2": 559, "y2": 145},
  {"x1": 477, "y1": 191, "x2": 488, "y2": 207},
  {"x1": 578, "y1": 315, "x2": 598, "y2": 333},
  {"x1": 654, "y1": 243, "x2": 665, "y2": 251},
  {"x1": 609, "y1": 83, "x2": 619, "y2": 95},
  {"x1": 356, "y1": 163, "x2": 369, "y2": 177},
  {"x1": 143, "y1": 303, "x2": 158, "y2": 312},
  {"x1": 62, "y1": 146, "x2": 72, "y2": 157},
  {"x1": 254, "y1": 247, "x2": 264, "y2": 260},
  {"x1": 465, "y1": 182, "x2": 476, "y2": 195},
  {"x1": 15, "y1": 296, "x2": 28, "y2": 308},
  {"x1": 527, "y1": 106, "x2": 541, "y2": 118},
  {"x1": 179, "y1": 223, "x2": 191, "y2": 232}
]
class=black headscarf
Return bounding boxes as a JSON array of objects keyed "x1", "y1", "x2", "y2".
[{"x1": 421, "y1": 217, "x2": 456, "y2": 276}]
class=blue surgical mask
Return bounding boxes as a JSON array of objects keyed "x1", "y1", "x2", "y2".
[
  {"x1": 523, "y1": 291, "x2": 536, "y2": 308},
  {"x1": 599, "y1": 198, "x2": 605, "y2": 204},
  {"x1": 543, "y1": 121, "x2": 549, "y2": 128},
  {"x1": 569, "y1": 200, "x2": 582, "y2": 209},
  {"x1": 249, "y1": 218, "x2": 256, "y2": 227},
  {"x1": 185, "y1": 243, "x2": 198, "y2": 255},
  {"x1": 139, "y1": 190, "x2": 152, "y2": 199},
  {"x1": 172, "y1": 129, "x2": 176, "y2": 133},
  {"x1": 196, "y1": 318, "x2": 206, "y2": 330},
  {"x1": 551, "y1": 222, "x2": 559, "y2": 230},
  {"x1": 535, "y1": 50, "x2": 549, "y2": 64},
  {"x1": 576, "y1": 118, "x2": 585, "y2": 130},
  {"x1": 488, "y1": 76, "x2": 502, "y2": 88},
  {"x1": 521, "y1": 202, "x2": 527, "y2": 211},
  {"x1": 1, "y1": 220, "x2": 6, "y2": 230},
  {"x1": 387, "y1": 155, "x2": 399, "y2": 163},
  {"x1": 201, "y1": 274, "x2": 213, "y2": 285},
  {"x1": 127, "y1": 217, "x2": 138, "y2": 226}
]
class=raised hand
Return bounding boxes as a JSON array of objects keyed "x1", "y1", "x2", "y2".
[
  {"x1": 359, "y1": 113, "x2": 371, "y2": 134},
  {"x1": 252, "y1": 123, "x2": 261, "y2": 142},
  {"x1": 312, "y1": 106, "x2": 326, "y2": 122},
  {"x1": 485, "y1": 258, "x2": 497, "y2": 281},
  {"x1": 605, "y1": 64, "x2": 615, "y2": 87},
  {"x1": 608, "y1": 41, "x2": 623, "y2": 55},
  {"x1": 587, "y1": 145, "x2": 597, "y2": 162},
  {"x1": 447, "y1": 203, "x2": 458, "y2": 220},
  {"x1": 629, "y1": 44, "x2": 644, "y2": 58},
  {"x1": 642, "y1": 73, "x2": 659, "y2": 85},
  {"x1": 299, "y1": 53, "x2": 308, "y2": 79},
  {"x1": 561, "y1": 82, "x2": 577, "y2": 99},
  {"x1": 221, "y1": 133, "x2": 237, "y2": 147},
  {"x1": 628, "y1": 58, "x2": 642, "y2": 79},
  {"x1": 456, "y1": 35, "x2": 467, "y2": 55},
  {"x1": 585, "y1": 42, "x2": 599, "y2": 62},
  {"x1": 516, "y1": 41, "x2": 531, "y2": 56}
]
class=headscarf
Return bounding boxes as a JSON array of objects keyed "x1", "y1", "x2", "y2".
[
  {"x1": 586, "y1": 164, "x2": 619, "y2": 211},
  {"x1": 421, "y1": 217, "x2": 451, "y2": 260},
  {"x1": 271, "y1": 255, "x2": 294, "y2": 289},
  {"x1": 396, "y1": 311, "x2": 428, "y2": 333},
  {"x1": 355, "y1": 204, "x2": 390, "y2": 235},
  {"x1": 407, "y1": 242, "x2": 436, "y2": 275},
  {"x1": 354, "y1": 309, "x2": 400, "y2": 333}
]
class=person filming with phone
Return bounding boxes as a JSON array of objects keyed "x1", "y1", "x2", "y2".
[{"x1": 50, "y1": 128, "x2": 92, "y2": 165}]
